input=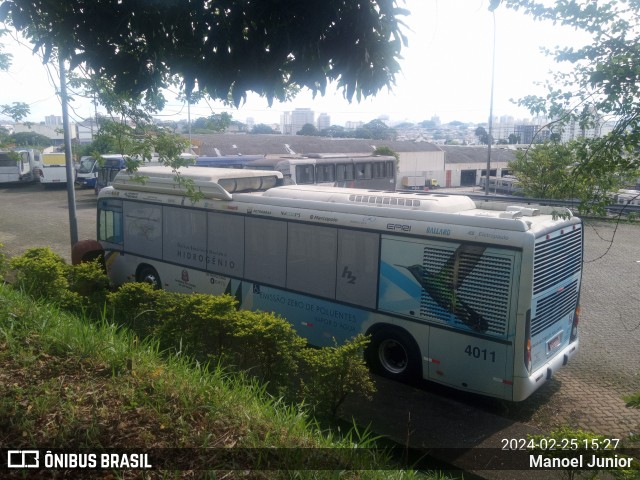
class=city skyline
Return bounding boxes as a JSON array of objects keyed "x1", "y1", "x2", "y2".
[{"x1": 0, "y1": 0, "x2": 586, "y2": 127}]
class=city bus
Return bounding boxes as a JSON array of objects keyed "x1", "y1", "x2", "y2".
[
  {"x1": 81, "y1": 166, "x2": 583, "y2": 401},
  {"x1": 0, "y1": 149, "x2": 40, "y2": 183},
  {"x1": 195, "y1": 155, "x2": 266, "y2": 169},
  {"x1": 195, "y1": 154, "x2": 397, "y2": 190},
  {"x1": 479, "y1": 176, "x2": 523, "y2": 195}
]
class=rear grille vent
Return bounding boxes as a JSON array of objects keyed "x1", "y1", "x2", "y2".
[
  {"x1": 533, "y1": 227, "x2": 582, "y2": 295},
  {"x1": 532, "y1": 279, "x2": 579, "y2": 336}
]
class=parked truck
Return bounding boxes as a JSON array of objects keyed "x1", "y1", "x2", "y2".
[{"x1": 401, "y1": 175, "x2": 439, "y2": 191}]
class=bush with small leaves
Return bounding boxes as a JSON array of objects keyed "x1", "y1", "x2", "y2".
[
  {"x1": 231, "y1": 310, "x2": 306, "y2": 396},
  {"x1": 108, "y1": 282, "x2": 161, "y2": 338},
  {"x1": 9, "y1": 248, "x2": 81, "y2": 309},
  {"x1": 297, "y1": 334, "x2": 375, "y2": 418},
  {"x1": 153, "y1": 292, "x2": 238, "y2": 361}
]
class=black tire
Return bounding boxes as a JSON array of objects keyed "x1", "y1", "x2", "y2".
[
  {"x1": 137, "y1": 265, "x2": 162, "y2": 290},
  {"x1": 366, "y1": 328, "x2": 422, "y2": 382}
]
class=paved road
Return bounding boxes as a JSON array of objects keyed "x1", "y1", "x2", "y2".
[
  {"x1": 0, "y1": 182, "x2": 96, "y2": 260},
  {"x1": 1, "y1": 182, "x2": 639, "y2": 447}
]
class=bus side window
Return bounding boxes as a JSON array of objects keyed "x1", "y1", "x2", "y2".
[
  {"x1": 295, "y1": 165, "x2": 315, "y2": 184},
  {"x1": 372, "y1": 162, "x2": 385, "y2": 179},
  {"x1": 337, "y1": 163, "x2": 354, "y2": 181},
  {"x1": 386, "y1": 161, "x2": 396, "y2": 178},
  {"x1": 316, "y1": 164, "x2": 335, "y2": 182},
  {"x1": 98, "y1": 199, "x2": 123, "y2": 245},
  {"x1": 356, "y1": 162, "x2": 372, "y2": 180}
]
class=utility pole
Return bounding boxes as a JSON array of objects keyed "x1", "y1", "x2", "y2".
[
  {"x1": 485, "y1": 12, "x2": 497, "y2": 196},
  {"x1": 59, "y1": 55, "x2": 79, "y2": 247}
]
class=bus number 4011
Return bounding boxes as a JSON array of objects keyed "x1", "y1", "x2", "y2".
[{"x1": 465, "y1": 345, "x2": 496, "y2": 362}]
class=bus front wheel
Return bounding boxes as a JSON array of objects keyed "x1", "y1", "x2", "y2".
[
  {"x1": 137, "y1": 266, "x2": 162, "y2": 290},
  {"x1": 367, "y1": 329, "x2": 421, "y2": 382}
]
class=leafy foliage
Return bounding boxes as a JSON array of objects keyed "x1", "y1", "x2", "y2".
[
  {"x1": 475, "y1": 126, "x2": 490, "y2": 145},
  {"x1": 509, "y1": 141, "x2": 638, "y2": 213},
  {"x1": 492, "y1": 0, "x2": 640, "y2": 212},
  {"x1": 232, "y1": 310, "x2": 306, "y2": 394},
  {"x1": 298, "y1": 335, "x2": 375, "y2": 417},
  {"x1": 251, "y1": 123, "x2": 276, "y2": 135},
  {"x1": 10, "y1": 131, "x2": 51, "y2": 147},
  {"x1": 1, "y1": 0, "x2": 408, "y2": 106},
  {"x1": 297, "y1": 123, "x2": 318, "y2": 136},
  {"x1": 509, "y1": 142, "x2": 576, "y2": 199},
  {"x1": 9, "y1": 248, "x2": 109, "y2": 312},
  {"x1": 107, "y1": 284, "x2": 375, "y2": 417},
  {"x1": 0, "y1": 101, "x2": 29, "y2": 122},
  {"x1": 7, "y1": 247, "x2": 376, "y2": 419}
]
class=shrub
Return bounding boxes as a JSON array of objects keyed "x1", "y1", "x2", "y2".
[
  {"x1": 10, "y1": 248, "x2": 68, "y2": 296},
  {"x1": 297, "y1": 334, "x2": 375, "y2": 418},
  {"x1": 9, "y1": 247, "x2": 110, "y2": 313},
  {"x1": 153, "y1": 292, "x2": 238, "y2": 361},
  {"x1": 232, "y1": 310, "x2": 306, "y2": 396},
  {"x1": 9, "y1": 247, "x2": 81, "y2": 309},
  {"x1": 108, "y1": 282, "x2": 161, "y2": 338}
]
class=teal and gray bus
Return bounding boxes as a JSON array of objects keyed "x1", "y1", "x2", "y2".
[{"x1": 79, "y1": 166, "x2": 582, "y2": 401}]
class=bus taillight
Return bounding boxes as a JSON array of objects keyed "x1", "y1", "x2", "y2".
[
  {"x1": 570, "y1": 305, "x2": 580, "y2": 343},
  {"x1": 524, "y1": 310, "x2": 532, "y2": 374}
]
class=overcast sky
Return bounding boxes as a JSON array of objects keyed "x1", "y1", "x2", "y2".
[{"x1": 0, "y1": 0, "x2": 584, "y2": 127}]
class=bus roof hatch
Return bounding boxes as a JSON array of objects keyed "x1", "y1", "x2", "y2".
[{"x1": 112, "y1": 166, "x2": 283, "y2": 199}]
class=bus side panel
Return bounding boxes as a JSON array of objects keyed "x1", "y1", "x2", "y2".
[
  {"x1": 427, "y1": 330, "x2": 509, "y2": 398},
  {"x1": 240, "y1": 282, "x2": 366, "y2": 347}
]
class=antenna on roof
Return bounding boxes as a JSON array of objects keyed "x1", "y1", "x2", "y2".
[{"x1": 284, "y1": 144, "x2": 296, "y2": 155}]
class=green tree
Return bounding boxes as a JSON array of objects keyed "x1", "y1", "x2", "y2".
[
  {"x1": 508, "y1": 140, "x2": 624, "y2": 209},
  {"x1": 206, "y1": 112, "x2": 233, "y2": 132},
  {"x1": 362, "y1": 119, "x2": 397, "y2": 140},
  {"x1": 508, "y1": 133, "x2": 520, "y2": 144},
  {"x1": 10, "y1": 131, "x2": 51, "y2": 147},
  {"x1": 509, "y1": 142, "x2": 574, "y2": 198},
  {"x1": 492, "y1": 0, "x2": 640, "y2": 212},
  {"x1": 1, "y1": 0, "x2": 408, "y2": 106},
  {"x1": 297, "y1": 123, "x2": 318, "y2": 136},
  {"x1": 250, "y1": 123, "x2": 275, "y2": 135},
  {"x1": 319, "y1": 125, "x2": 347, "y2": 138},
  {"x1": 475, "y1": 126, "x2": 490, "y2": 145}
]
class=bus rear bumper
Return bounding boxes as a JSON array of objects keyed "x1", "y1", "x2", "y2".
[{"x1": 513, "y1": 338, "x2": 579, "y2": 402}]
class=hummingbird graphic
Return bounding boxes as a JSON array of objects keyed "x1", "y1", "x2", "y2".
[{"x1": 399, "y1": 244, "x2": 489, "y2": 333}]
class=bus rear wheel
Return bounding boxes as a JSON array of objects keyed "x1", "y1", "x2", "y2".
[
  {"x1": 137, "y1": 266, "x2": 162, "y2": 290},
  {"x1": 367, "y1": 329, "x2": 421, "y2": 382}
]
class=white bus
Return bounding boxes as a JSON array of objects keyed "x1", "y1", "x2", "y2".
[
  {"x1": 80, "y1": 166, "x2": 583, "y2": 401},
  {"x1": 0, "y1": 149, "x2": 40, "y2": 183},
  {"x1": 36, "y1": 152, "x2": 68, "y2": 185},
  {"x1": 195, "y1": 154, "x2": 397, "y2": 190}
]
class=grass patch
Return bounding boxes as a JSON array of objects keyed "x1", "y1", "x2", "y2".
[{"x1": 0, "y1": 284, "x2": 444, "y2": 478}]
